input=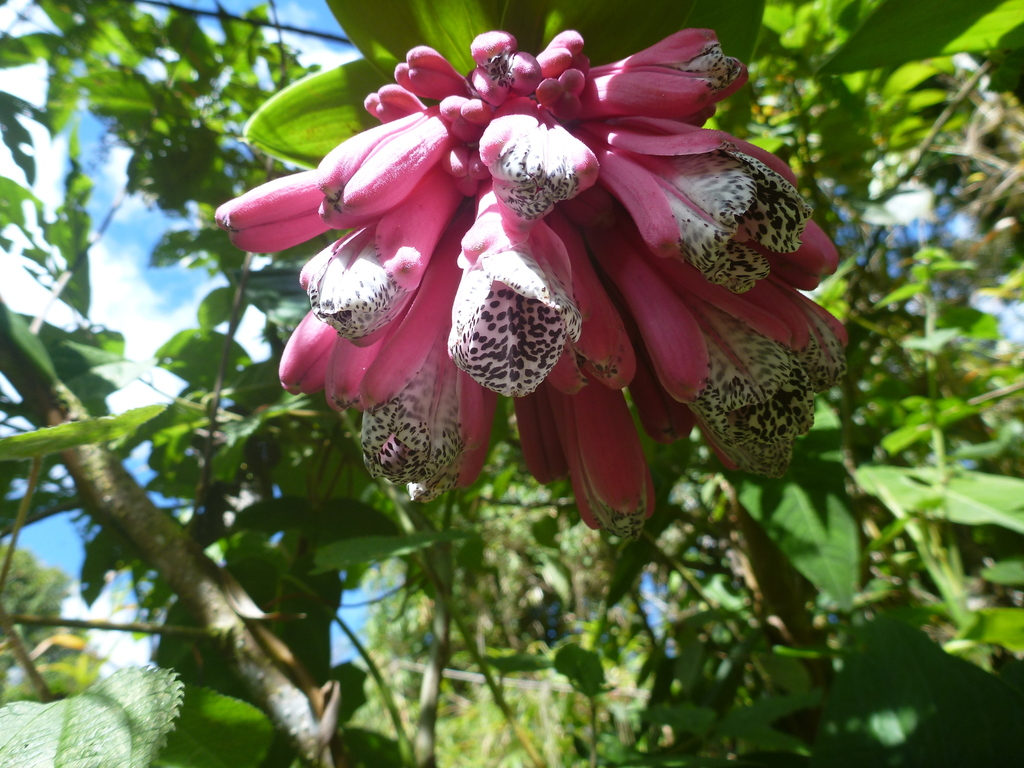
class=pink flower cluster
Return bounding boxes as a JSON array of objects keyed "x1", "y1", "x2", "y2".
[{"x1": 216, "y1": 29, "x2": 846, "y2": 538}]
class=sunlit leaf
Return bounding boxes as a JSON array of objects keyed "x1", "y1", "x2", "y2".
[
  {"x1": 961, "y1": 608, "x2": 1024, "y2": 652},
  {"x1": 821, "y1": 0, "x2": 1024, "y2": 73},
  {"x1": 0, "y1": 405, "x2": 166, "y2": 461},
  {"x1": 244, "y1": 59, "x2": 387, "y2": 169},
  {"x1": 0, "y1": 667, "x2": 183, "y2": 768},
  {"x1": 981, "y1": 558, "x2": 1024, "y2": 586}
]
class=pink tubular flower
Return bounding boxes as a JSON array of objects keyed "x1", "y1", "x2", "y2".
[
  {"x1": 218, "y1": 27, "x2": 846, "y2": 534},
  {"x1": 579, "y1": 29, "x2": 747, "y2": 121}
]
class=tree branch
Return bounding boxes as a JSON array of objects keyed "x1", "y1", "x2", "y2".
[
  {"x1": 131, "y1": 0, "x2": 353, "y2": 45},
  {"x1": 8, "y1": 613, "x2": 212, "y2": 638},
  {"x1": 0, "y1": 316, "x2": 326, "y2": 764}
]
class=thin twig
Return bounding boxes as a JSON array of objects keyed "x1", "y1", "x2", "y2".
[
  {"x1": 334, "y1": 613, "x2": 417, "y2": 767},
  {"x1": 131, "y1": 0, "x2": 353, "y2": 45},
  {"x1": 444, "y1": 601, "x2": 548, "y2": 768},
  {"x1": 268, "y1": 0, "x2": 288, "y2": 90},
  {"x1": 967, "y1": 378, "x2": 1024, "y2": 406},
  {"x1": 0, "y1": 455, "x2": 54, "y2": 702},
  {"x1": 195, "y1": 250, "x2": 253, "y2": 508},
  {"x1": 30, "y1": 186, "x2": 126, "y2": 335},
  {"x1": 394, "y1": 659, "x2": 652, "y2": 698},
  {"x1": 8, "y1": 613, "x2": 212, "y2": 638},
  {"x1": 0, "y1": 500, "x2": 81, "y2": 539},
  {"x1": 0, "y1": 606, "x2": 54, "y2": 701},
  {"x1": 0, "y1": 456, "x2": 42, "y2": 595},
  {"x1": 899, "y1": 61, "x2": 992, "y2": 184}
]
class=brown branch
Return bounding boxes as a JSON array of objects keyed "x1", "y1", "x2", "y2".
[
  {"x1": 900, "y1": 60, "x2": 993, "y2": 184},
  {"x1": 0, "y1": 312, "x2": 326, "y2": 764},
  {"x1": 0, "y1": 605, "x2": 54, "y2": 702},
  {"x1": 7, "y1": 613, "x2": 212, "y2": 638}
]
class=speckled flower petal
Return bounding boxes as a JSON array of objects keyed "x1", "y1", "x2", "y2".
[
  {"x1": 361, "y1": 340, "x2": 462, "y2": 486},
  {"x1": 309, "y1": 229, "x2": 410, "y2": 341},
  {"x1": 449, "y1": 243, "x2": 581, "y2": 397}
]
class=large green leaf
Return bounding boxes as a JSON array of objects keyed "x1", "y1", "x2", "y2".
[
  {"x1": 857, "y1": 465, "x2": 1024, "y2": 534},
  {"x1": 325, "y1": 0, "x2": 764, "y2": 75},
  {"x1": 811, "y1": 619, "x2": 1024, "y2": 767},
  {"x1": 0, "y1": 404, "x2": 166, "y2": 461},
  {"x1": 0, "y1": 667, "x2": 183, "y2": 768},
  {"x1": 961, "y1": 608, "x2": 1024, "y2": 652},
  {"x1": 943, "y1": 473, "x2": 1024, "y2": 533},
  {"x1": 314, "y1": 529, "x2": 474, "y2": 570},
  {"x1": 736, "y1": 404, "x2": 859, "y2": 610},
  {"x1": 554, "y1": 643, "x2": 606, "y2": 697},
  {"x1": 326, "y1": 0, "x2": 499, "y2": 74},
  {"x1": 154, "y1": 685, "x2": 273, "y2": 768},
  {"x1": 683, "y1": 0, "x2": 766, "y2": 62},
  {"x1": 0, "y1": 305, "x2": 57, "y2": 384},
  {"x1": 244, "y1": 59, "x2": 388, "y2": 168},
  {"x1": 820, "y1": 0, "x2": 1024, "y2": 74}
]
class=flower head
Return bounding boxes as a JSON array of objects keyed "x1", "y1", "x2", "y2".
[{"x1": 219, "y1": 27, "x2": 846, "y2": 534}]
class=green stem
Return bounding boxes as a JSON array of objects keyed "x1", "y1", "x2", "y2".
[
  {"x1": 333, "y1": 613, "x2": 417, "y2": 768},
  {"x1": 0, "y1": 455, "x2": 42, "y2": 595},
  {"x1": 588, "y1": 697, "x2": 599, "y2": 768},
  {"x1": 444, "y1": 597, "x2": 547, "y2": 768}
]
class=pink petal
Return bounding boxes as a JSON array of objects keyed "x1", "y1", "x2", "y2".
[{"x1": 279, "y1": 311, "x2": 335, "y2": 394}]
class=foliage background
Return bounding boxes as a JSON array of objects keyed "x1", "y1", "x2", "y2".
[{"x1": 2, "y1": 0, "x2": 1024, "y2": 766}]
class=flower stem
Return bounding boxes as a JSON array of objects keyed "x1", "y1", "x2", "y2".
[{"x1": 333, "y1": 613, "x2": 417, "y2": 768}]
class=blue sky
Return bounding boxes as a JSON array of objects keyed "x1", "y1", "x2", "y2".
[{"x1": 1, "y1": 0, "x2": 363, "y2": 665}]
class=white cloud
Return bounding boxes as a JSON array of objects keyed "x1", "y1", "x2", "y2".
[{"x1": 62, "y1": 575, "x2": 154, "y2": 676}]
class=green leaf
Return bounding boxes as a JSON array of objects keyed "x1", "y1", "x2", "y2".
[
  {"x1": 874, "y1": 282, "x2": 924, "y2": 307},
  {"x1": 739, "y1": 479, "x2": 859, "y2": 611},
  {"x1": 981, "y1": 558, "x2": 1024, "y2": 586},
  {"x1": 820, "y1": 0, "x2": 1024, "y2": 74},
  {"x1": 330, "y1": 662, "x2": 369, "y2": 723},
  {"x1": 326, "y1": 0, "x2": 729, "y2": 77},
  {"x1": 961, "y1": 608, "x2": 1024, "y2": 652},
  {"x1": 937, "y1": 307, "x2": 1001, "y2": 340},
  {"x1": 554, "y1": 643, "x2": 605, "y2": 697},
  {"x1": 155, "y1": 329, "x2": 250, "y2": 392},
  {"x1": 856, "y1": 465, "x2": 942, "y2": 513},
  {"x1": 245, "y1": 266, "x2": 311, "y2": 327},
  {"x1": 0, "y1": 305, "x2": 57, "y2": 384},
  {"x1": 715, "y1": 691, "x2": 821, "y2": 751},
  {"x1": 244, "y1": 59, "x2": 387, "y2": 168},
  {"x1": 0, "y1": 91, "x2": 41, "y2": 184},
  {"x1": 0, "y1": 667, "x2": 183, "y2": 768},
  {"x1": 683, "y1": 0, "x2": 766, "y2": 62},
  {"x1": 314, "y1": 530, "x2": 474, "y2": 570},
  {"x1": 154, "y1": 685, "x2": 273, "y2": 768},
  {"x1": 901, "y1": 327, "x2": 960, "y2": 353},
  {"x1": 198, "y1": 286, "x2": 236, "y2": 332},
  {"x1": 880, "y1": 423, "x2": 931, "y2": 455},
  {"x1": 642, "y1": 704, "x2": 717, "y2": 737},
  {"x1": 942, "y1": 472, "x2": 1024, "y2": 534},
  {"x1": 811, "y1": 618, "x2": 1024, "y2": 767},
  {"x1": 738, "y1": 408, "x2": 859, "y2": 610},
  {"x1": 325, "y1": 0, "x2": 497, "y2": 75},
  {"x1": 0, "y1": 405, "x2": 166, "y2": 461}
]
